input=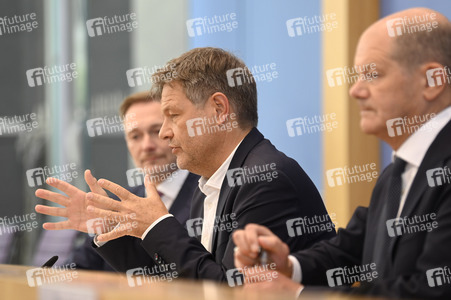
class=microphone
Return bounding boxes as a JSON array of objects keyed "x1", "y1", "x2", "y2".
[{"x1": 41, "y1": 255, "x2": 58, "y2": 268}]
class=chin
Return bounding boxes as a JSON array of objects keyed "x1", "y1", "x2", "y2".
[
  {"x1": 176, "y1": 154, "x2": 200, "y2": 174},
  {"x1": 359, "y1": 120, "x2": 379, "y2": 136},
  {"x1": 175, "y1": 156, "x2": 188, "y2": 171}
]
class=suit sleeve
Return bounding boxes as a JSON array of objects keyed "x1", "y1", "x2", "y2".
[
  {"x1": 294, "y1": 206, "x2": 368, "y2": 286},
  {"x1": 141, "y1": 170, "x2": 335, "y2": 281},
  {"x1": 94, "y1": 236, "x2": 156, "y2": 272},
  {"x1": 72, "y1": 234, "x2": 115, "y2": 271}
]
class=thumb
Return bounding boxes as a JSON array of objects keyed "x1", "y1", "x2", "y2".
[
  {"x1": 144, "y1": 174, "x2": 160, "y2": 198},
  {"x1": 85, "y1": 170, "x2": 108, "y2": 197},
  {"x1": 258, "y1": 235, "x2": 285, "y2": 253}
]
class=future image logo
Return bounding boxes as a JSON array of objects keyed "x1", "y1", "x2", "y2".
[
  {"x1": 186, "y1": 13, "x2": 238, "y2": 37},
  {"x1": 26, "y1": 64, "x2": 78, "y2": 87},
  {"x1": 386, "y1": 13, "x2": 438, "y2": 37},
  {"x1": 286, "y1": 13, "x2": 338, "y2": 37},
  {"x1": 86, "y1": 13, "x2": 138, "y2": 37}
]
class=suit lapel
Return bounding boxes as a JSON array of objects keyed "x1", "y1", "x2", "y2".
[
  {"x1": 388, "y1": 120, "x2": 451, "y2": 257},
  {"x1": 189, "y1": 188, "x2": 205, "y2": 242},
  {"x1": 210, "y1": 128, "x2": 264, "y2": 253},
  {"x1": 169, "y1": 173, "x2": 199, "y2": 225}
]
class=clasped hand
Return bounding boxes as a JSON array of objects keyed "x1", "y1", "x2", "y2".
[{"x1": 232, "y1": 224, "x2": 303, "y2": 294}]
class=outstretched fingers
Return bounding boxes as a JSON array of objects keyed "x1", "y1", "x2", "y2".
[
  {"x1": 42, "y1": 220, "x2": 72, "y2": 231},
  {"x1": 86, "y1": 192, "x2": 122, "y2": 212},
  {"x1": 97, "y1": 179, "x2": 135, "y2": 202},
  {"x1": 35, "y1": 205, "x2": 68, "y2": 218},
  {"x1": 84, "y1": 170, "x2": 108, "y2": 197},
  {"x1": 45, "y1": 177, "x2": 81, "y2": 197},
  {"x1": 35, "y1": 189, "x2": 69, "y2": 207}
]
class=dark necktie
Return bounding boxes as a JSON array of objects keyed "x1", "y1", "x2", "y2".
[
  {"x1": 373, "y1": 156, "x2": 407, "y2": 277},
  {"x1": 385, "y1": 157, "x2": 407, "y2": 220}
]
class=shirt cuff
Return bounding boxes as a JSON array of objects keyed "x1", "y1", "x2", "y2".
[
  {"x1": 289, "y1": 255, "x2": 302, "y2": 283},
  {"x1": 141, "y1": 214, "x2": 174, "y2": 240}
]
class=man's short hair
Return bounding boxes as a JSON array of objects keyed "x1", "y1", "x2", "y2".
[
  {"x1": 391, "y1": 21, "x2": 451, "y2": 77},
  {"x1": 119, "y1": 91, "x2": 154, "y2": 118},
  {"x1": 150, "y1": 47, "x2": 258, "y2": 129}
]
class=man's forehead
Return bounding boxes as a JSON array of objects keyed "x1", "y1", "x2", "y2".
[
  {"x1": 161, "y1": 84, "x2": 192, "y2": 109},
  {"x1": 354, "y1": 27, "x2": 393, "y2": 65},
  {"x1": 161, "y1": 97, "x2": 188, "y2": 114},
  {"x1": 125, "y1": 114, "x2": 162, "y2": 133},
  {"x1": 354, "y1": 45, "x2": 390, "y2": 66},
  {"x1": 125, "y1": 100, "x2": 160, "y2": 114},
  {"x1": 161, "y1": 81, "x2": 182, "y2": 95}
]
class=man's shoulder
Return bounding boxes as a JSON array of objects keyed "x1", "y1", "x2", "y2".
[
  {"x1": 244, "y1": 137, "x2": 301, "y2": 172},
  {"x1": 231, "y1": 136, "x2": 316, "y2": 193}
]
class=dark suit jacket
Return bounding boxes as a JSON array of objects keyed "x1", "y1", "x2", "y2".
[
  {"x1": 96, "y1": 128, "x2": 336, "y2": 280},
  {"x1": 296, "y1": 120, "x2": 451, "y2": 299},
  {"x1": 72, "y1": 172, "x2": 199, "y2": 271}
]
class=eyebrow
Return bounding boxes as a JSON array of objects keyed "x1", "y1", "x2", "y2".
[
  {"x1": 127, "y1": 123, "x2": 162, "y2": 133},
  {"x1": 161, "y1": 101, "x2": 182, "y2": 113},
  {"x1": 149, "y1": 123, "x2": 163, "y2": 129}
]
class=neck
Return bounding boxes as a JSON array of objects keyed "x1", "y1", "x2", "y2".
[
  {"x1": 202, "y1": 127, "x2": 252, "y2": 178},
  {"x1": 382, "y1": 107, "x2": 445, "y2": 151}
]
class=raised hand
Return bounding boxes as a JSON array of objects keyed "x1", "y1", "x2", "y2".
[
  {"x1": 85, "y1": 175, "x2": 169, "y2": 242},
  {"x1": 35, "y1": 170, "x2": 109, "y2": 232}
]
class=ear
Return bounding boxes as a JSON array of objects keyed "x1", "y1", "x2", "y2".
[
  {"x1": 208, "y1": 92, "x2": 231, "y2": 124},
  {"x1": 421, "y1": 63, "x2": 448, "y2": 102}
]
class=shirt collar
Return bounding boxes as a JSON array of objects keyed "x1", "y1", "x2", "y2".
[
  {"x1": 394, "y1": 106, "x2": 451, "y2": 166},
  {"x1": 198, "y1": 140, "x2": 243, "y2": 195},
  {"x1": 157, "y1": 169, "x2": 189, "y2": 200}
]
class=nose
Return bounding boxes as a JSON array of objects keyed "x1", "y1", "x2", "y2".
[
  {"x1": 141, "y1": 133, "x2": 158, "y2": 151},
  {"x1": 349, "y1": 79, "x2": 370, "y2": 100},
  {"x1": 159, "y1": 117, "x2": 173, "y2": 141}
]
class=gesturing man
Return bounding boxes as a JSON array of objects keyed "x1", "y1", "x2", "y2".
[
  {"x1": 70, "y1": 91, "x2": 199, "y2": 271},
  {"x1": 36, "y1": 47, "x2": 335, "y2": 281},
  {"x1": 233, "y1": 8, "x2": 451, "y2": 299}
]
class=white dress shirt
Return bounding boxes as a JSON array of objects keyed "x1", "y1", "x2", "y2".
[
  {"x1": 290, "y1": 106, "x2": 451, "y2": 284},
  {"x1": 198, "y1": 142, "x2": 241, "y2": 252},
  {"x1": 140, "y1": 141, "x2": 243, "y2": 249},
  {"x1": 395, "y1": 107, "x2": 451, "y2": 217}
]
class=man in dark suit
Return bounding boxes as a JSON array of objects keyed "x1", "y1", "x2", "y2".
[
  {"x1": 36, "y1": 48, "x2": 336, "y2": 281},
  {"x1": 233, "y1": 7, "x2": 451, "y2": 299}
]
